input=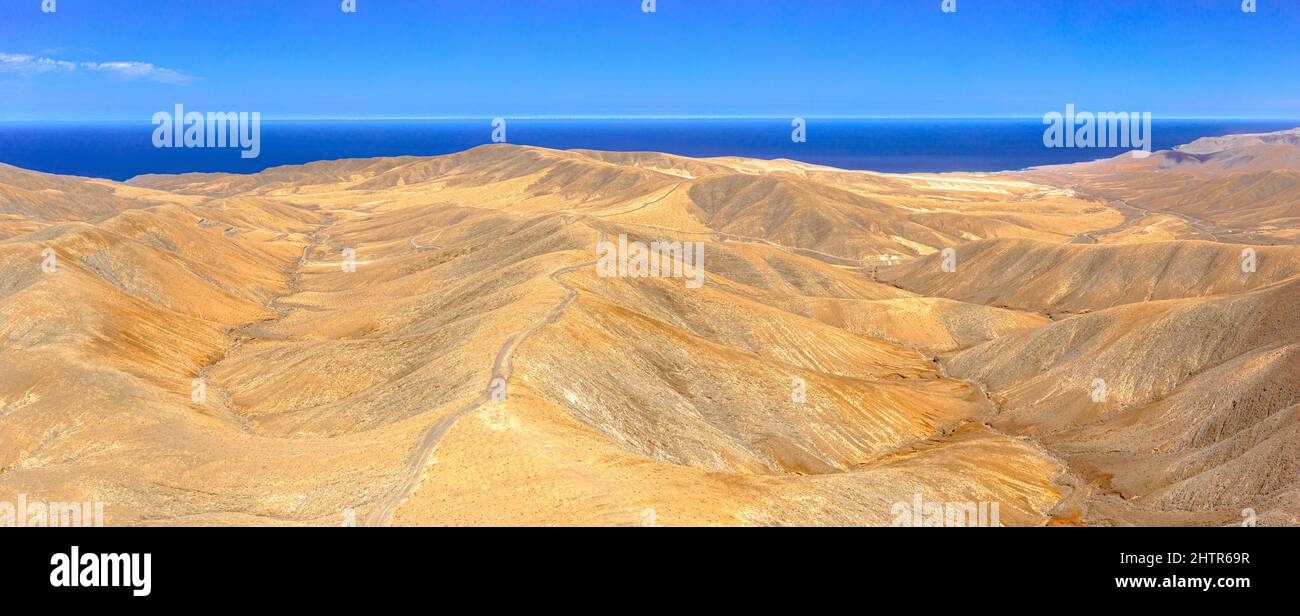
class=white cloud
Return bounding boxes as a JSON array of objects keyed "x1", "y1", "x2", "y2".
[
  {"x1": 0, "y1": 53, "x2": 76, "y2": 74},
  {"x1": 79, "y1": 61, "x2": 193, "y2": 85},
  {"x1": 0, "y1": 52, "x2": 193, "y2": 84}
]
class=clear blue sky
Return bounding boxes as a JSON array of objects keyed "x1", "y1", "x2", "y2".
[{"x1": 2, "y1": 0, "x2": 1297, "y2": 120}]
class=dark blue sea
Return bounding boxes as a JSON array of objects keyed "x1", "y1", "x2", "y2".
[{"x1": 0, "y1": 119, "x2": 1296, "y2": 182}]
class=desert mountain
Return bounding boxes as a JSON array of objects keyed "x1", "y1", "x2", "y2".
[{"x1": 3, "y1": 129, "x2": 1298, "y2": 525}]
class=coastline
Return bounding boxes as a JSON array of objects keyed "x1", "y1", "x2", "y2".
[{"x1": 2, "y1": 118, "x2": 1297, "y2": 182}]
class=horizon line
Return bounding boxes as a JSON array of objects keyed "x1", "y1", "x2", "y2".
[{"x1": 4, "y1": 114, "x2": 1300, "y2": 123}]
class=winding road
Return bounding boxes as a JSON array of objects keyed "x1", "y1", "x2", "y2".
[
  {"x1": 365, "y1": 235, "x2": 603, "y2": 526},
  {"x1": 1068, "y1": 188, "x2": 1225, "y2": 244}
]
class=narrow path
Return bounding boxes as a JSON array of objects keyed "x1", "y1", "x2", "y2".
[
  {"x1": 586, "y1": 183, "x2": 681, "y2": 218},
  {"x1": 1070, "y1": 197, "x2": 1149, "y2": 244},
  {"x1": 609, "y1": 220, "x2": 867, "y2": 268},
  {"x1": 1162, "y1": 209, "x2": 1222, "y2": 243},
  {"x1": 194, "y1": 213, "x2": 336, "y2": 435},
  {"x1": 408, "y1": 228, "x2": 445, "y2": 251},
  {"x1": 365, "y1": 235, "x2": 604, "y2": 526}
]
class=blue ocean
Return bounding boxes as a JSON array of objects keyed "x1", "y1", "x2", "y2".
[{"x1": 0, "y1": 119, "x2": 1296, "y2": 182}]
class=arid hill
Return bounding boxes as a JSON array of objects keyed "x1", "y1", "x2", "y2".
[{"x1": 3, "y1": 129, "x2": 1298, "y2": 526}]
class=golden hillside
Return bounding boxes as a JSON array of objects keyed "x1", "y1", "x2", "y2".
[{"x1": 3, "y1": 131, "x2": 1298, "y2": 526}]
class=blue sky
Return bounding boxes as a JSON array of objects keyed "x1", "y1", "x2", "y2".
[{"x1": 1, "y1": 0, "x2": 1297, "y2": 120}]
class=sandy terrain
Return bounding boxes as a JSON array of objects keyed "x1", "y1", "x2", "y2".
[{"x1": 2, "y1": 129, "x2": 1298, "y2": 526}]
